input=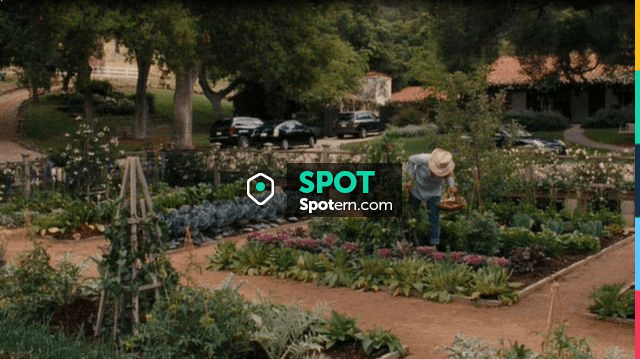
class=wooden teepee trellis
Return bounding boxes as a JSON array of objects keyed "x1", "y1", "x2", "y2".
[{"x1": 94, "y1": 156, "x2": 165, "y2": 339}]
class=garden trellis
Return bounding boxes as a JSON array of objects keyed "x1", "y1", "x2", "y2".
[{"x1": 94, "y1": 156, "x2": 168, "y2": 338}]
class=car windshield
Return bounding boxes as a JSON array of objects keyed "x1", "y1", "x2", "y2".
[{"x1": 338, "y1": 113, "x2": 354, "y2": 121}]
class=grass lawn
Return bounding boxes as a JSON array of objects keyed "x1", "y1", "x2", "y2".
[
  {"x1": 583, "y1": 128, "x2": 634, "y2": 147},
  {"x1": 20, "y1": 89, "x2": 233, "y2": 152},
  {"x1": 531, "y1": 130, "x2": 564, "y2": 141}
]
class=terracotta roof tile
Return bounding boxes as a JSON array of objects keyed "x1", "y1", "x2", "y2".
[
  {"x1": 487, "y1": 55, "x2": 633, "y2": 86},
  {"x1": 365, "y1": 71, "x2": 392, "y2": 79},
  {"x1": 388, "y1": 86, "x2": 445, "y2": 103}
]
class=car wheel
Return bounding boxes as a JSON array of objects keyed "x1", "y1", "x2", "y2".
[
  {"x1": 281, "y1": 139, "x2": 290, "y2": 150},
  {"x1": 337, "y1": 133, "x2": 344, "y2": 139},
  {"x1": 358, "y1": 127, "x2": 367, "y2": 138},
  {"x1": 238, "y1": 136, "x2": 249, "y2": 149},
  {"x1": 308, "y1": 136, "x2": 315, "y2": 148}
]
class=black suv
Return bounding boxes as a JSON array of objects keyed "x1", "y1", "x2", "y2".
[
  {"x1": 334, "y1": 111, "x2": 383, "y2": 138},
  {"x1": 209, "y1": 117, "x2": 264, "y2": 148}
]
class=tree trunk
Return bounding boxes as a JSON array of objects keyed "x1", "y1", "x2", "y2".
[
  {"x1": 197, "y1": 65, "x2": 240, "y2": 121},
  {"x1": 171, "y1": 68, "x2": 196, "y2": 150},
  {"x1": 76, "y1": 61, "x2": 95, "y2": 123},
  {"x1": 30, "y1": 78, "x2": 40, "y2": 103},
  {"x1": 133, "y1": 57, "x2": 151, "y2": 139},
  {"x1": 62, "y1": 72, "x2": 72, "y2": 93}
]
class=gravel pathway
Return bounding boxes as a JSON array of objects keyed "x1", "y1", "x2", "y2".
[
  {"x1": 0, "y1": 89, "x2": 45, "y2": 163},
  {"x1": 563, "y1": 124, "x2": 634, "y2": 153}
]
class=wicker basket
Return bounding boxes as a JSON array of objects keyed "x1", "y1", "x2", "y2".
[{"x1": 437, "y1": 194, "x2": 466, "y2": 212}]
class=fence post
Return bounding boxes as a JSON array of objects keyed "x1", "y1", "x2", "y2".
[
  {"x1": 322, "y1": 144, "x2": 331, "y2": 163},
  {"x1": 21, "y1": 154, "x2": 30, "y2": 196},
  {"x1": 211, "y1": 143, "x2": 222, "y2": 186}
]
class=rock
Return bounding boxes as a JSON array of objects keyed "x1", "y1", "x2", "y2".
[
  {"x1": 287, "y1": 217, "x2": 298, "y2": 222},
  {"x1": 276, "y1": 218, "x2": 287, "y2": 224},
  {"x1": 243, "y1": 227, "x2": 255, "y2": 233},
  {"x1": 377, "y1": 352, "x2": 401, "y2": 359}
]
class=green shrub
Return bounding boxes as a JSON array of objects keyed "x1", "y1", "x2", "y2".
[
  {"x1": 163, "y1": 151, "x2": 213, "y2": 187},
  {"x1": 391, "y1": 107, "x2": 424, "y2": 126},
  {"x1": 319, "y1": 311, "x2": 362, "y2": 350},
  {"x1": 440, "y1": 216, "x2": 473, "y2": 252},
  {"x1": 581, "y1": 108, "x2": 634, "y2": 129},
  {"x1": 466, "y1": 211, "x2": 502, "y2": 256},
  {"x1": 359, "y1": 326, "x2": 405, "y2": 358},
  {"x1": 503, "y1": 110, "x2": 571, "y2": 131},
  {"x1": 317, "y1": 248, "x2": 355, "y2": 288},
  {"x1": 207, "y1": 241, "x2": 238, "y2": 271},
  {"x1": 423, "y1": 261, "x2": 473, "y2": 303},
  {"x1": 252, "y1": 302, "x2": 326, "y2": 359},
  {"x1": 533, "y1": 228, "x2": 565, "y2": 258},
  {"x1": 588, "y1": 283, "x2": 634, "y2": 319},
  {"x1": 0, "y1": 243, "x2": 86, "y2": 323},
  {"x1": 352, "y1": 257, "x2": 389, "y2": 292},
  {"x1": 470, "y1": 265, "x2": 521, "y2": 304},
  {"x1": 386, "y1": 258, "x2": 430, "y2": 297},
  {"x1": 88, "y1": 80, "x2": 114, "y2": 97},
  {"x1": 499, "y1": 227, "x2": 537, "y2": 256},
  {"x1": 125, "y1": 285, "x2": 257, "y2": 359},
  {"x1": 0, "y1": 313, "x2": 121, "y2": 359},
  {"x1": 558, "y1": 231, "x2": 601, "y2": 253}
]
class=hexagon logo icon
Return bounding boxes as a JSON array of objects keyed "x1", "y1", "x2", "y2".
[{"x1": 247, "y1": 173, "x2": 275, "y2": 205}]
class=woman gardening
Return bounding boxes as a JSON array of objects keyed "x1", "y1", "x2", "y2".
[{"x1": 406, "y1": 148, "x2": 458, "y2": 249}]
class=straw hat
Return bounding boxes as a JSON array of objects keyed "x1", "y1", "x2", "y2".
[{"x1": 428, "y1": 148, "x2": 455, "y2": 177}]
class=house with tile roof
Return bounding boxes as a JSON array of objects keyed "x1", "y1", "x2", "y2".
[{"x1": 486, "y1": 55, "x2": 634, "y2": 123}]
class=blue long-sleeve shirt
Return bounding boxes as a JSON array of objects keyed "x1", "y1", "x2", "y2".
[{"x1": 407, "y1": 153, "x2": 455, "y2": 201}]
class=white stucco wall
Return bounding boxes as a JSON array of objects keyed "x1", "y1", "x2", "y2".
[{"x1": 360, "y1": 77, "x2": 392, "y2": 106}]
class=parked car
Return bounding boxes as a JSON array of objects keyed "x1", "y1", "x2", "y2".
[
  {"x1": 334, "y1": 111, "x2": 383, "y2": 139},
  {"x1": 495, "y1": 128, "x2": 567, "y2": 154},
  {"x1": 251, "y1": 120, "x2": 316, "y2": 150},
  {"x1": 209, "y1": 117, "x2": 264, "y2": 148}
]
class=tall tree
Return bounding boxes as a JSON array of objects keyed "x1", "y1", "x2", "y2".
[
  {"x1": 195, "y1": 2, "x2": 366, "y2": 121},
  {"x1": 106, "y1": 4, "x2": 174, "y2": 139},
  {"x1": 2, "y1": 1, "x2": 59, "y2": 102},
  {"x1": 155, "y1": 2, "x2": 199, "y2": 150},
  {"x1": 508, "y1": 1, "x2": 634, "y2": 82},
  {"x1": 56, "y1": 1, "x2": 106, "y2": 122}
]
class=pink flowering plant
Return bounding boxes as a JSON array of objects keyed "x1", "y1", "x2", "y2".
[{"x1": 378, "y1": 248, "x2": 392, "y2": 259}]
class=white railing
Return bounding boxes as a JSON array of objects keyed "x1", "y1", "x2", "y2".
[{"x1": 91, "y1": 66, "x2": 139, "y2": 80}]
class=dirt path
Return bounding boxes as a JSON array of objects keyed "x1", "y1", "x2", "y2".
[
  {"x1": 0, "y1": 89, "x2": 45, "y2": 162},
  {"x1": 0, "y1": 227, "x2": 634, "y2": 358}
]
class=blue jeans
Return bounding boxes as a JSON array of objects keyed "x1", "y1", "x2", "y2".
[{"x1": 410, "y1": 194, "x2": 441, "y2": 246}]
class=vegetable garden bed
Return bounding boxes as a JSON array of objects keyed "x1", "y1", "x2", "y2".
[{"x1": 203, "y1": 205, "x2": 631, "y2": 307}]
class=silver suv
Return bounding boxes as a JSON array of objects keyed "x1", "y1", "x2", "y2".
[{"x1": 334, "y1": 111, "x2": 383, "y2": 138}]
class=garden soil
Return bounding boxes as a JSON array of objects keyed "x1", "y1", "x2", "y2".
[{"x1": 0, "y1": 224, "x2": 634, "y2": 359}]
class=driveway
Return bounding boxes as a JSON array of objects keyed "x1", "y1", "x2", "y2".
[{"x1": 0, "y1": 89, "x2": 45, "y2": 163}]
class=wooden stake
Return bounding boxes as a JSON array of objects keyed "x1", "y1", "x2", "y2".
[{"x1": 545, "y1": 282, "x2": 563, "y2": 333}]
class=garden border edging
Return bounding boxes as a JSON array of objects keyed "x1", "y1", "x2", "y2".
[
  {"x1": 518, "y1": 233, "x2": 634, "y2": 298},
  {"x1": 582, "y1": 312, "x2": 634, "y2": 326}
]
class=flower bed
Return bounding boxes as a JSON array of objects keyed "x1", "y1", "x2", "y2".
[
  {"x1": 207, "y1": 204, "x2": 628, "y2": 306},
  {"x1": 209, "y1": 228, "x2": 523, "y2": 305}
]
